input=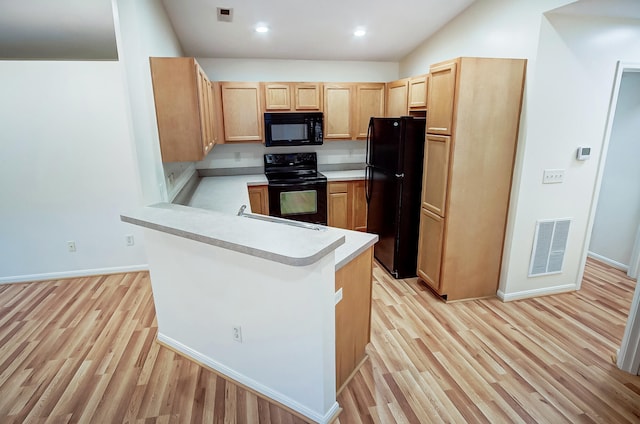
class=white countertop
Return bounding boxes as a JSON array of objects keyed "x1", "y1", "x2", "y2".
[
  {"x1": 322, "y1": 169, "x2": 365, "y2": 181},
  {"x1": 126, "y1": 169, "x2": 376, "y2": 270},
  {"x1": 122, "y1": 203, "x2": 351, "y2": 267}
]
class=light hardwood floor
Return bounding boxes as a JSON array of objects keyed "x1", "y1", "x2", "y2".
[{"x1": 0, "y1": 258, "x2": 638, "y2": 423}]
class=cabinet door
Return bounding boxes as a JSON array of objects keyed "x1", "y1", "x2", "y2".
[
  {"x1": 417, "y1": 208, "x2": 444, "y2": 292},
  {"x1": 335, "y1": 247, "x2": 373, "y2": 392},
  {"x1": 355, "y1": 84, "x2": 385, "y2": 139},
  {"x1": 221, "y1": 82, "x2": 263, "y2": 142},
  {"x1": 422, "y1": 134, "x2": 451, "y2": 216},
  {"x1": 386, "y1": 78, "x2": 409, "y2": 117},
  {"x1": 150, "y1": 57, "x2": 205, "y2": 162},
  {"x1": 328, "y1": 182, "x2": 350, "y2": 229},
  {"x1": 294, "y1": 83, "x2": 322, "y2": 110},
  {"x1": 427, "y1": 61, "x2": 457, "y2": 135},
  {"x1": 408, "y1": 74, "x2": 428, "y2": 110},
  {"x1": 323, "y1": 84, "x2": 354, "y2": 139},
  {"x1": 264, "y1": 83, "x2": 291, "y2": 110},
  {"x1": 196, "y1": 65, "x2": 215, "y2": 156},
  {"x1": 352, "y1": 180, "x2": 368, "y2": 232},
  {"x1": 248, "y1": 185, "x2": 269, "y2": 215}
]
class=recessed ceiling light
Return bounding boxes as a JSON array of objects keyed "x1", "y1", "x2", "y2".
[
  {"x1": 354, "y1": 28, "x2": 366, "y2": 37},
  {"x1": 255, "y1": 25, "x2": 269, "y2": 33}
]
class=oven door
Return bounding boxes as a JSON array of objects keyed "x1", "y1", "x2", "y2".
[{"x1": 268, "y1": 180, "x2": 327, "y2": 225}]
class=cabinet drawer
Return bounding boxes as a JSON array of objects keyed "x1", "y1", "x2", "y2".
[{"x1": 329, "y1": 182, "x2": 349, "y2": 194}]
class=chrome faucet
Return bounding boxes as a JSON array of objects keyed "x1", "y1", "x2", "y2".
[{"x1": 237, "y1": 205, "x2": 247, "y2": 216}]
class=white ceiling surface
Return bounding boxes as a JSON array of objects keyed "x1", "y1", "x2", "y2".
[
  {"x1": 550, "y1": 0, "x2": 640, "y2": 19},
  {"x1": 0, "y1": 0, "x2": 117, "y2": 60},
  {"x1": 1, "y1": 0, "x2": 639, "y2": 61},
  {"x1": 161, "y1": 0, "x2": 476, "y2": 61}
]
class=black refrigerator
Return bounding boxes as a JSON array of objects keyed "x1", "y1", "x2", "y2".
[{"x1": 365, "y1": 116, "x2": 426, "y2": 278}]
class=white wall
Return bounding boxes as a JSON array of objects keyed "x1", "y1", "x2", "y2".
[
  {"x1": 196, "y1": 141, "x2": 366, "y2": 170},
  {"x1": 144, "y1": 229, "x2": 338, "y2": 423},
  {"x1": 400, "y1": 0, "x2": 569, "y2": 78},
  {"x1": 501, "y1": 13, "x2": 640, "y2": 299},
  {"x1": 0, "y1": 61, "x2": 147, "y2": 282},
  {"x1": 589, "y1": 71, "x2": 640, "y2": 269},
  {"x1": 112, "y1": 0, "x2": 186, "y2": 204},
  {"x1": 198, "y1": 58, "x2": 399, "y2": 82},
  {"x1": 399, "y1": 0, "x2": 640, "y2": 299}
]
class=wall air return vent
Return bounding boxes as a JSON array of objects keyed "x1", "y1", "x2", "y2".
[
  {"x1": 528, "y1": 219, "x2": 571, "y2": 277},
  {"x1": 217, "y1": 7, "x2": 233, "y2": 22}
]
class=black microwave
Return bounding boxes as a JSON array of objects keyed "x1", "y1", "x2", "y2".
[{"x1": 264, "y1": 112, "x2": 323, "y2": 147}]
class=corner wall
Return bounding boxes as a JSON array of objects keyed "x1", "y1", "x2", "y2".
[
  {"x1": 111, "y1": 0, "x2": 186, "y2": 204},
  {"x1": 399, "y1": 0, "x2": 640, "y2": 299},
  {"x1": 0, "y1": 61, "x2": 147, "y2": 282}
]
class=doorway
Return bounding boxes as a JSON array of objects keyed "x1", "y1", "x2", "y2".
[{"x1": 583, "y1": 62, "x2": 640, "y2": 375}]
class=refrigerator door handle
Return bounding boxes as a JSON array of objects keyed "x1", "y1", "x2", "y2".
[
  {"x1": 365, "y1": 118, "x2": 373, "y2": 165},
  {"x1": 365, "y1": 165, "x2": 372, "y2": 204}
]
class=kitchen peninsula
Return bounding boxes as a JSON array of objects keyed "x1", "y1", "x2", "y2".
[{"x1": 121, "y1": 170, "x2": 377, "y2": 424}]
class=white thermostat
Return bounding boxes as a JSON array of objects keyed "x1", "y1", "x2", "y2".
[{"x1": 576, "y1": 147, "x2": 591, "y2": 161}]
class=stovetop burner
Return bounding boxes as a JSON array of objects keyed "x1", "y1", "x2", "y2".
[{"x1": 264, "y1": 153, "x2": 326, "y2": 183}]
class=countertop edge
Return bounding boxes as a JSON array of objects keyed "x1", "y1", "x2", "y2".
[
  {"x1": 335, "y1": 235, "x2": 378, "y2": 271},
  {"x1": 120, "y1": 212, "x2": 346, "y2": 267}
]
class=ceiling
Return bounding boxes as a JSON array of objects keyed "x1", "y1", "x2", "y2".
[
  {"x1": 161, "y1": 0, "x2": 475, "y2": 61},
  {"x1": 0, "y1": 0, "x2": 118, "y2": 60},
  {"x1": 0, "y1": 0, "x2": 475, "y2": 61},
  {"x1": 1, "y1": 0, "x2": 639, "y2": 62}
]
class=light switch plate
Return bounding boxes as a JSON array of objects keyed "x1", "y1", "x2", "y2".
[{"x1": 543, "y1": 169, "x2": 565, "y2": 184}]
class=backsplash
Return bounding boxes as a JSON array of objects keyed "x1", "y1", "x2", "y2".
[{"x1": 195, "y1": 141, "x2": 366, "y2": 170}]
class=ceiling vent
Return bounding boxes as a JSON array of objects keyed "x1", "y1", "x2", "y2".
[{"x1": 217, "y1": 7, "x2": 233, "y2": 22}]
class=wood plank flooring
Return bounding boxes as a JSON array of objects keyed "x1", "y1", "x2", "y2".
[{"x1": 0, "y1": 258, "x2": 638, "y2": 423}]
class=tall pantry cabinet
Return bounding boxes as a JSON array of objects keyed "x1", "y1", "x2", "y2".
[{"x1": 417, "y1": 57, "x2": 526, "y2": 301}]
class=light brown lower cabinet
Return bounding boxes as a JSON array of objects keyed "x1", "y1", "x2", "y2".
[
  {"x1": 327, "y1": 180, "x2": 367, "y2": 231},
  {"x1": 335, "y1": 247, "x2": 373, "y2": 392},
  {"x1": 247, "y1": 185, "x2": 269, "y2": 215}
]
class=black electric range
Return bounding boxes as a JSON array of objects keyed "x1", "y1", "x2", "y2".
[{"x1": 264, "y1": 153, "x2": 327, "y2": 225}]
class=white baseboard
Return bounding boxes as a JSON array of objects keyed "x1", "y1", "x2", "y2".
[
  {"x1": 587, "y1": 251, "x2": 629, "y2": 272},
  {"x1": 0, "y1": 264, "x2": 149, "y2": 284},
  {"x1": 497, "y1": 283, "x2": 577, "y2": 302},
  {"x1": 157, "y1": 333, "x2": 339, "y2": 424}
]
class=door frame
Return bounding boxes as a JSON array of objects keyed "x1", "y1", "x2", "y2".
[{"x1": 580, "y1": 61, "x2": 640, "y2": 374}]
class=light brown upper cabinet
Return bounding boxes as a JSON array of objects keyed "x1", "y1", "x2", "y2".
[
  {"x1": 293, "y1": 83, "x2": 322, "y2": 110},
  {"x1": 386, "y1": 78, "x2": 409, "y2": 117},
  {"x1": 426, "y1": 61, "x2": 457, "y2": 135},
  {"x1": 263, "y1": 83, "x2": 291, "y2": 110},
  {"x1": 408, "y1": 74, "x2": 429, "y2": 110},
  {"x1": 417, "y1": 57, "x2": 527, "y2": 301},
  {"x1": 220, "y1": 82, "x2": 263, "y2": 142},
  {"x1": 263, "y1": 82, "x2": 323, "y2": 111},
  {"x1": 355, "y1": 83, "x2": 385, "y2": 139},
  {"x1": 150, "y1": 57, "x2": 217, "y2": 162},
  {"x1": 323, "y1": 84, "x2": 354, "y2": 140}
]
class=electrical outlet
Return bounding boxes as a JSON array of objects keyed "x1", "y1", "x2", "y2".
[
  {"x1": 542, "y1": 169, "x2": 565, "y2": 184},
  {"x1": 67, "y1": 241, "x2": 76, "y2": 252},
  {"x1": 125, "y1": 235, "x2": 135, "y2": 246},
  {"x1": 232, "y1": 325, "x2": 243, "y2": 343}
]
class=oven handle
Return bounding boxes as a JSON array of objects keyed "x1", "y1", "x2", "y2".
[{"x1": 267, "y1": 180, "x2": 326, "y2": 188}]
